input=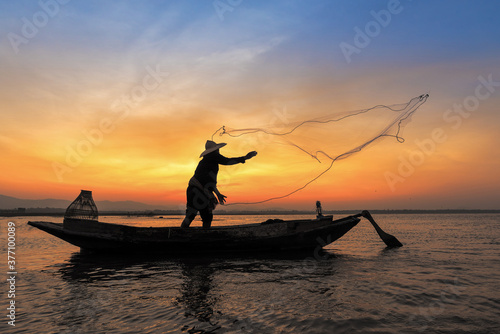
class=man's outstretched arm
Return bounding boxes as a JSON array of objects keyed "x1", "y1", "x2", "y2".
[{"x1": 218, "y1": 151, "x2": 257, "y2": 165}]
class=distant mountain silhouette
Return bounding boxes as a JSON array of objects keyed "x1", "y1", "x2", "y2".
[
  {"x1": 0, "y1": 194, "x2": 70, "y2": 210},
  {"x1": 0, "y1": 194, "x2": 172, "y2": 211}
]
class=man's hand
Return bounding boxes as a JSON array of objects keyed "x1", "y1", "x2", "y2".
[
  {"x1": 216, "y1": 192, "x2": 227, "y2": 205},
  {"x1": 245, "y1": 151, "x2": 258, "y2": 160},
  {"x1": 214, "y1": 188, "x2": 226, "y2": 205}
]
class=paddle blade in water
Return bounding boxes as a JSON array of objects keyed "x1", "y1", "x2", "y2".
[
  {"x1": 381, "y1": 234, "x2": 403, "y2": 248},
  {"x1": 362, "y1": 210, "x2": 403, "y2": 248}
]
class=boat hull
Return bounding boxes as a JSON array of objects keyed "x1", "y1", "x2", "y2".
[{"x1": 28, "y1": 215, "x2": 360, "y2": 254}]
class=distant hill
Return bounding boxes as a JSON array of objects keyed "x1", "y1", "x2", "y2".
[
  {"x1": 0, "y1": 194, "x2": 171, "y2": 212},
  {"x1": 0, "y1": 194, "x2": 70, "y2": 210},
  {"x1": 96, "y1": 200, "x2": 171, "y2": 212}
]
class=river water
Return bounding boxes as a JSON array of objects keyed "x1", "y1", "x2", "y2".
[{"x1": 1, "y1": 213, "x2": 499, "y2": 333}]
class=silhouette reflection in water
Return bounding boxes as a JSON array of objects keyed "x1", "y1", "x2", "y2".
[
  {"x1": 175, "y1": 259, "x2": 219, "y2": 331},
  {"x1": 57, "y1": 253, "x2": 220, "y2": 333},
  {"x1": 55, "y1": 251, "x2": 332, "y2": 333}
]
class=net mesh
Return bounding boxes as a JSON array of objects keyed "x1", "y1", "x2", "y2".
[{"x1": 211, "y1": 94, "x2": 429, "y2": 205}]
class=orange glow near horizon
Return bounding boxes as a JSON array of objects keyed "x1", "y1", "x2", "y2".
[{"x1": 2, "y1": 102, "x2": 500, "y2": 210}]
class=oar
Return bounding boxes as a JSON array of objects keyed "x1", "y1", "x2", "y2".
[{"x1": 361, "y1": 210, "x2": 403, "y2": 248}]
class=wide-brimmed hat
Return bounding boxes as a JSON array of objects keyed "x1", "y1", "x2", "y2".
[{"x1": 200, "y1": 140, "x2": 226, "y2": 157}]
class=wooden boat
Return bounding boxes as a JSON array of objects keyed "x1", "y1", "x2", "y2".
[{"x1": 28, "y1": 214, "x2": 362, "y2": 254}]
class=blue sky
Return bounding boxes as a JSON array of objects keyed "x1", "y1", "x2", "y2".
[
  {"x1": 4, "y1": 1, "x2": 500, "y2": 62},
  {"x1": 3, "y1": 1, "x2": 500, "y2": 74}
]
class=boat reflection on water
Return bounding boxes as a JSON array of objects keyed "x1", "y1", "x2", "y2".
[
  {"x1": 54, "y1": 250, "x2": 333, "y2": 333},
  {"x1": 56, "y1": 252, "x2": 225, "y2": 332}
]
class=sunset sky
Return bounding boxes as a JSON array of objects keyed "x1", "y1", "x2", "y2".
[{"x1": 1, "y1": 0, "x2": 499, "y2": 210}]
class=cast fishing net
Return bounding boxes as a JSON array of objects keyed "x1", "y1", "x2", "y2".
[{"x1": 211, "y1": 94, "x2": 429, "y2": 205}]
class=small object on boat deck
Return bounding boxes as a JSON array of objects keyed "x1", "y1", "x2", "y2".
[
  {"x1": 64, "y1": 190, "x2": 98, "y2": 221},
  {"x1": 316, "y1": 201, "x2": 323, "y2": 218}
]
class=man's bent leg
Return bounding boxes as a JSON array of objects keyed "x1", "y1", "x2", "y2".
[
  {"x1": 181, "y1": 207, "x2": 197, "y2": 228},
  {"x1": 182, "y1": 185, "x2": 200, "y2": 228},
  {"x1": 200, "y1": 209, "x2": 213, "y2": 229}
]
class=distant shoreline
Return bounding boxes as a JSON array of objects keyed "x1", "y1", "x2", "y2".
[{"x1": 2, "y1": 209, "x2": 499, "y2": 217}]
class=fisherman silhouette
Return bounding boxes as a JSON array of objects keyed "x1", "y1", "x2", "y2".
[{"x1": 181, "y1": 140, "x2": 257, "y2": 228}]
